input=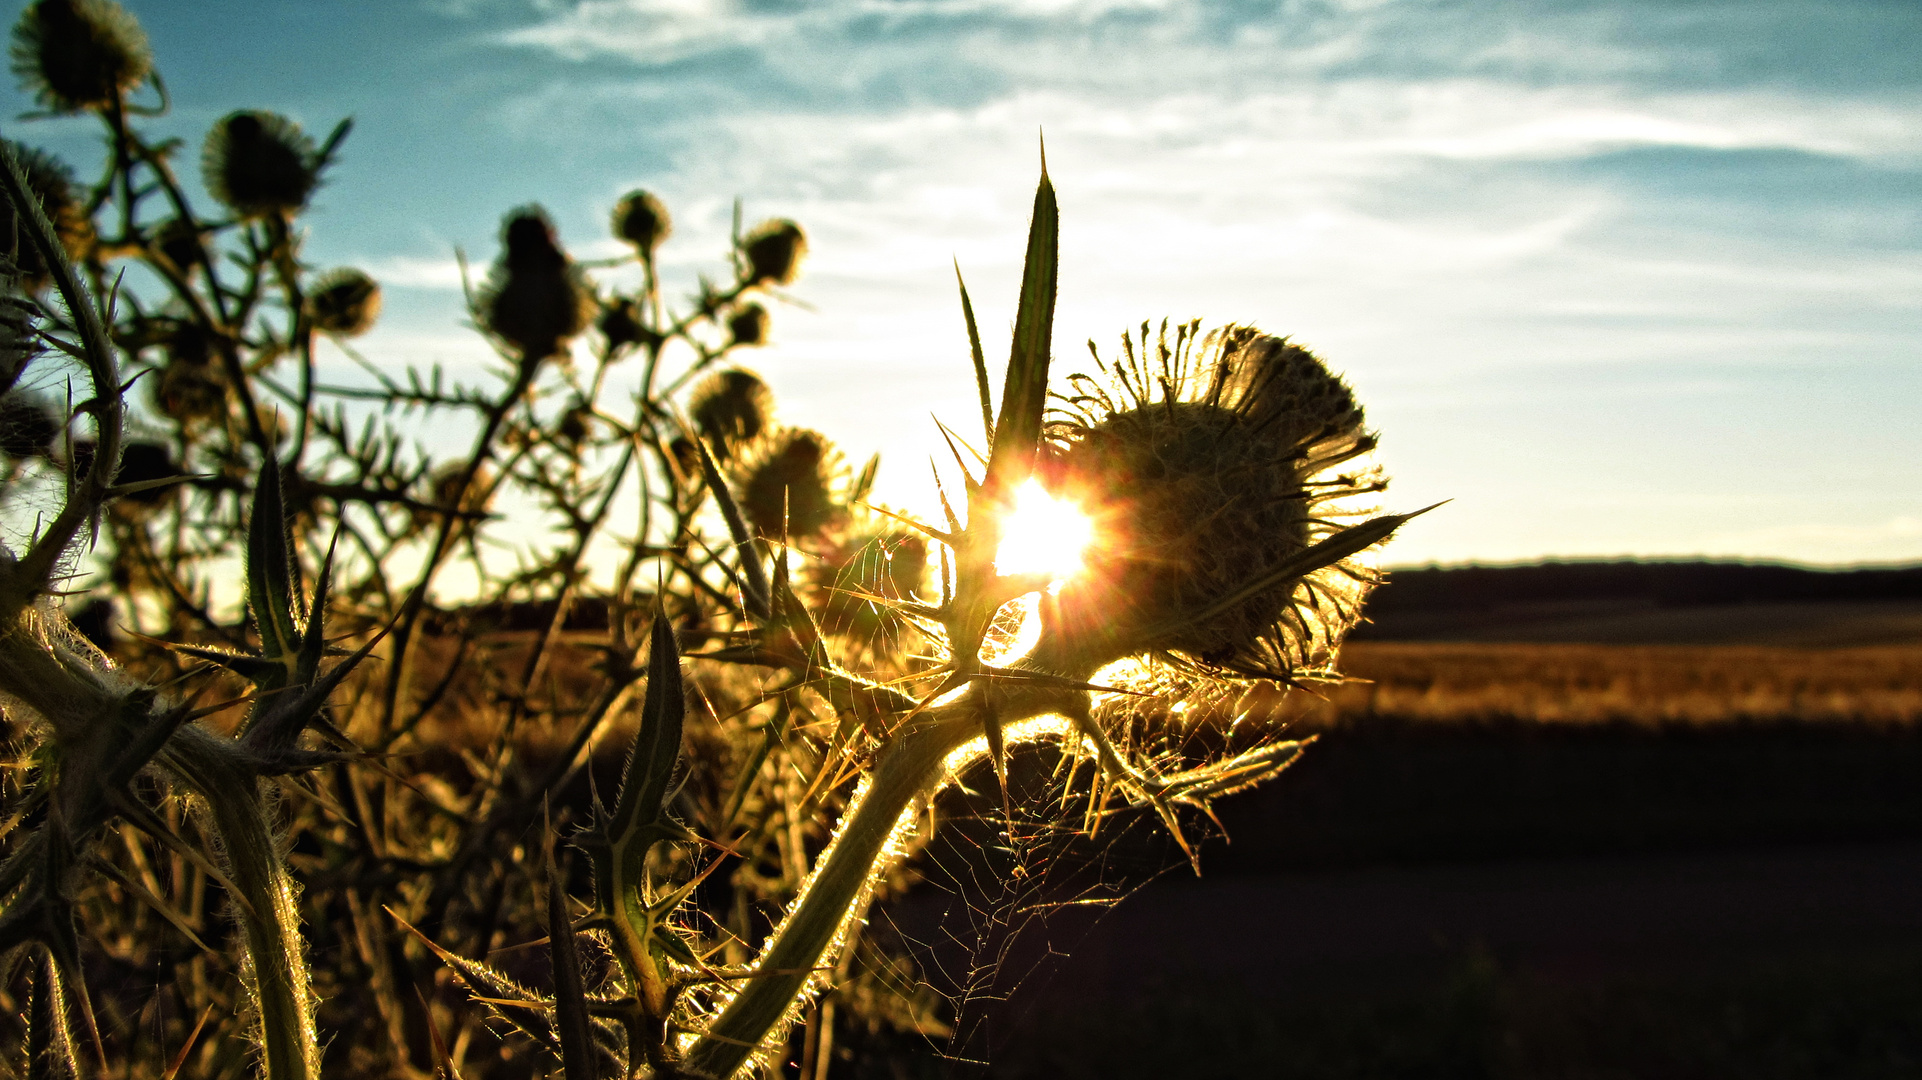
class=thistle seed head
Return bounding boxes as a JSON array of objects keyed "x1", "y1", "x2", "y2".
[
  {"x1": 480, "y1": 206, "x2": 592, "y2": 361},
  {"x1": 689, "y1": 368, "x2": 771, "y2": 461},
  {"x1": 0, "y1": 140, "x2": 93, "y2": 290},
  {"x1": 740, "y1": 219, "x2": 806, "y2": 287},
  {"x1": 305, "y1": 268, "x2": 381, "y2": 337},
  {"x1": 1036, "y1": 321, "x2": 1384, "y2": 682},
  {"x1": 612, "y1": 189, "x2": 671, "y2": 255},
  {"x1": 740, "y1": 428, "x2": 842, "y2": 539},
  {"x1": 202, "y1": 111, "x2": 320, "y2": 220},
  {"x1": 8, "y1": 0, "x2": 150, "y2": 114}
]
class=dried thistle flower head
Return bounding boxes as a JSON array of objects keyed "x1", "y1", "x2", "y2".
[
  {"x1": 611, "y1": 189, "x2": 670, "y2": 255},
  {"x1": 8, "y1": 0, "x2": 150, "y2": 113},
  {"x1": 1035, "y1": 320, "x2": 1384, "y2": 682},
  {"x1": 305, "y1": 268, "x2": 381, "y2": 337},
  {"x1": 202, "y1": 110, "x2": 319, "y2": 219},
  {"x1": 480, "y1": 206, "x2": 592, "y2": 361},
  {"x1": 740, "y1": 218, "x2": 806, "y2": 287},
  {"x1": 0, "y1": 140, "x2": 93, "y2": 289},
  {"x1": 689, "y1": 367, "x2": 771, "y2": 461},
  {"x1": 728, "y1": 302, "x2": 769, "y2": 347},
  {"x1": 740, "y1": 428, "x2": 842, "y2": 539}
]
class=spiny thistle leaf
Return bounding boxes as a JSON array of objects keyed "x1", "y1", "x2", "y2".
[
  {"x1": 245, "y1": 452, "x2": 301, "y2": 665},
  {"x1": 609, "y1": 613, "x2": 685, "y2": 853},
  {"x1": 1129, "y1": 503, "x2": 1441, "y2": 651},
  {"x1": 546, "y1": 842, "x2": 597, "y2": 1080},
  {"x1": 956, "y1": 262, "x2": 993, "y2": 445},
  {"x1": 689, "y1": 429, "x2": 770, "y2": 620},
  {"x1": 985, "y1": 158, "x2": 1057, "y2": 496},
  {"x1": 388, "y1": 908, "x2": 564, "y2": 1059}
]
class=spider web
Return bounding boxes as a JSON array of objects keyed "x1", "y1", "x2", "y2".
[{"x1": 864, "y1": 740, "x2": 1201, "y2": 1074}]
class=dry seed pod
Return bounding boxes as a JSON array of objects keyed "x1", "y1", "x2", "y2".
[
  {"x1": 689, "y1": 368, "x2": 771, "y2": 460},
  {"x1": 728, "y1": 302, "x2": 769, "y2": 347},
  {"x1": 305, "y1": 268, "x2": 381, "y2": 337},
  {"x1": 740, "y1": 428, "x2": 841, "y2": 538},
  {"x1": 0, "y1": 391, "x2": 57, "y2": 458},
  {"x1": 1036, "y1": 322, "x2": 1383, "y2": 681},
  {"x1": 0, "y1": 140, "x2": 93, "y2": 289},
  {"x1": 740, "y1": 218, "x2": 806, "y2": 287},
  {"x1": 479, "y1": 207, "x2": 591, "y2": 361},
  {"x1": 202, "y1": 110, "x2": 319, "y2": 219},
  {"x1": 611, "y1": 189, "x2": 670, "y2": 255},
  {"x1": 8, "y1": 0, "x2": 151, "y2": 113}
]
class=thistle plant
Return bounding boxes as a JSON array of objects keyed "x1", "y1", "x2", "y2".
[{"x1": 0, "y1": 2, "x2": 1424, "y2": 1077}]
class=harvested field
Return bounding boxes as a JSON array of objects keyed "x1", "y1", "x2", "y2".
[{"x1": 1268, "y1": 641, "x2": 1922, "y2": 727}]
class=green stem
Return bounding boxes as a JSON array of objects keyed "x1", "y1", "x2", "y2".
[
  {"x1": 162, "y1": 729, "x2": 318, "y2": 1080},
  {"x1": 683, "y1": 705, "x2": 979, "y2": 1078}
]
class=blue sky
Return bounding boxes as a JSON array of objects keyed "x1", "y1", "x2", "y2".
[{"x1": 8, "y1": 0, "x2": 1919, "y2": 566}]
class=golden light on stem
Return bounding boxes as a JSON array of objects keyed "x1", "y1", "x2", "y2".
[{"x1": 994, "y1": 478, "x2": 1094, "y2": 580}]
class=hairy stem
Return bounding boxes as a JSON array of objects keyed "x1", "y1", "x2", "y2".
[
  {"x1": 162, "y1": 729, "x2": 318, "y2": 1080},
  {"x1": 683, "y1": 677, "x2": 1065, "y2": 1079}
]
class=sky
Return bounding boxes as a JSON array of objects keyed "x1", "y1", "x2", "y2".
[{"x1": 6, "y1": 0, "x2": 1919, "y2": 567}]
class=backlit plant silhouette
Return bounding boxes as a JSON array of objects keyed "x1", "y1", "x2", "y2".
[{"x1": 0, "y1": 1, "x2": 1422, "y2": 1076}]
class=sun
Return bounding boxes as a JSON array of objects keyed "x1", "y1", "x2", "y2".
[{"x1": 994, "y1": 478, "x2": 1095, "y2": 580}]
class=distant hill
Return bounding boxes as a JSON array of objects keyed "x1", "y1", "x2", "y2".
[{"x1": 1352, "y1": 561, "x2": 1922, "y2": 646}]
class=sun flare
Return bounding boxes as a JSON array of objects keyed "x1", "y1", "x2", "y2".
[{"x1": 994, "y1": 479, "x2": 1095, "y2": 580}]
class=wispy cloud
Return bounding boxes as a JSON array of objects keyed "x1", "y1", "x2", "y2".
[{"x1": 291, "y1": 0, "x2": 1922, "y2": 564}]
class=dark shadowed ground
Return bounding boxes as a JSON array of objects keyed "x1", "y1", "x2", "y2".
[{"x1": 851, "y1": 561, "x2": 1922, "y2": 1080}]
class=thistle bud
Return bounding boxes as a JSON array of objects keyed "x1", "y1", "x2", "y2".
[
  {"x1": 611, "y1": 189, "x2": 671, "y2": 255},
  {"x1": 0, "y1": 140, "x2": 93, "y2": 290},
  {"x1": 727, "y1": 303, "x2": 769, "y2": 347},
  {"x1": 154, "y1": 217, "x2": 204, "y2": 276},
  {"x1": 598, "y1": 298, "x2": 651, "y2": 352},
  {"x1": 153, "y1": 357, "x2": 224, "y2": 426},
  {"x1": 740, "y1": 428, "x2": 840, "y2": 539},
  {"x1": 688, "y1": 368, "x2": 770, "y2": 462},
  {"x1": 0, "y1": 391, "x2": 57, "y2": 458},
  {"x1": 202, "y1": 111, "x2": 319, "y2": 220},
  {"x1": 480, "y1": 206, "x2": 591, "y2": 362},
  {"x1": 739, "y1": 219, "x2": 806, "y2": 287},
  {"x1": 1035, "y1": 323, "x2": 1382, "y2": 680},
  {"x1": 8, "y1": 0, "x2": 151, "y2": 114},
  {"x1": 305, "y1": 268, "x2": 381, "y2": 337}
]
